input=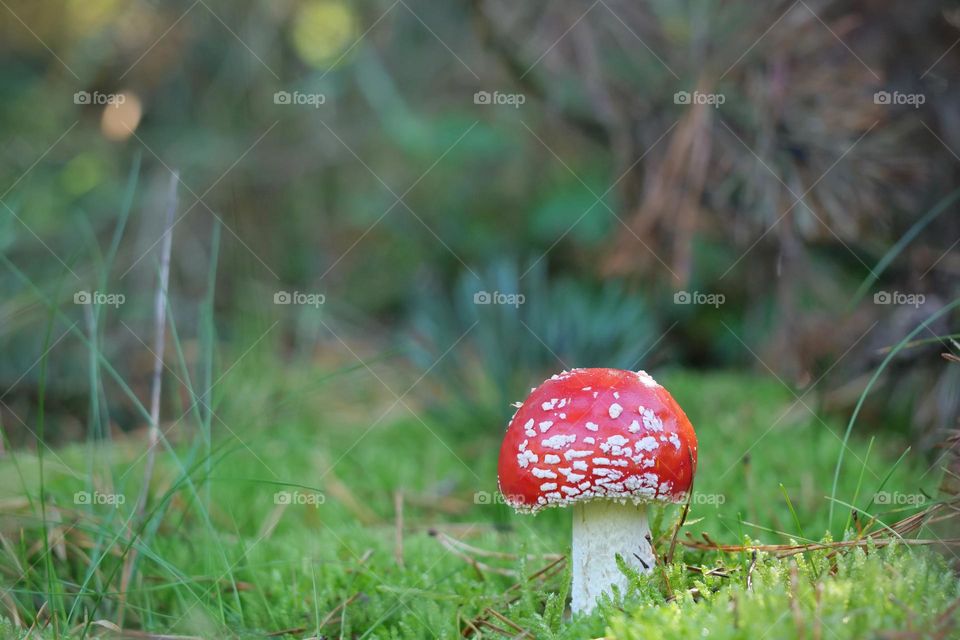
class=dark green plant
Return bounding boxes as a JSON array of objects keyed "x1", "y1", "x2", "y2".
[{"x1": 408, "y1": 260, "x2": 657, "y2": 431}]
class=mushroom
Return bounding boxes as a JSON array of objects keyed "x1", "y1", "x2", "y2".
[{"x1": 497, "y1": 368, "x2": 697, "y2": 613}]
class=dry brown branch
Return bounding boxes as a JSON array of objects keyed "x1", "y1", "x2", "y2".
[
  {"x1": 461, "y1": 556, "x2": 567, "y2": 637},
  {"x1": 430, "y1": 529, "x2": 563, "y2": 562}
]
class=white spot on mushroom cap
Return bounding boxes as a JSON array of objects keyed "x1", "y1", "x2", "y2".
[
  {"x1": 635, "y1": 370, "x2": 660, "y2": 388},
  {"x1": 572, "y1": 460, "x2": 588, "y2": 471},
  {"x1": 543, "y1": 454, "x2": 561, "y2": 464},
  {"x1": 542, "y1": 434, "x2": 577, "y2": 449},
  {"x1": 531, "y1": 467, "x2": 557, "y2": 479},
  {"x1": 636, "y1": 436, "x2": 659, "y2": 452},
  {"x1": 669, "y1": 434, "x2": 681, "y2": 450},
  {"x1": 517, "y1": 449, "x2": 538, "y2": 468},
  {"x1": 564, "y1": 449, "x2": 594, "y2": 460},
  {"x1": 594, "y1": 468, "x2": 623, "y2": 480},
  {"x1": 583, "y1": 436, "x2": 595, "y2": 444},
  {"x1": 585, "y1": 422, "x2": 599, "y2": 432},
  {"x1": 639, "y1": 406, "x2": 664, "y2": 432},
  {"x1": 540, "y1": 482, "x2": 558, "y2": 491},
  {"x1": 538, "y1": 421, "x2": 554, "y2": 433},
  {"x1": 608, "y1": 403, "x2": 623, "y2": 419},
  {"x1": 604, "y1": 434, "x2": 629, "y2": 448}
]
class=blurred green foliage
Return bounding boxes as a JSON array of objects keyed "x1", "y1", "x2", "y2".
[
  {"x1": 0, "y1": 0, "x2": 958, "y2": 446},
  {"x1": 409, "y1": 260, "x2": 654, "y2": 431}
]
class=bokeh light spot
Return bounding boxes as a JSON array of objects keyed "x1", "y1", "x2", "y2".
[
  {"x1": 100, "y1": 91, "x2": 143, "y2": 141},
  {"x1": 290, "y1": 0, "x2": 358, "y2": 69}
]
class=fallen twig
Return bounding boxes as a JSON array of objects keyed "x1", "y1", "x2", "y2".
[
  {"x1": 681, "y1": 536, "x2": 960, "y2": 557},
  {"x1": 430, "y1": 529, "x2": 563, "y2": 562},
  {"x1": 317, "y1": 592, "x2": 361, "y2": 631},
  {"x1": 461, "y1": 556, "x2": 567, "y2": 637}
]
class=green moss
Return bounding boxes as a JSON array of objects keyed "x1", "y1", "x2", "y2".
[{"x1": 606, "y1": 546, "x2": 959, "y2": 640}]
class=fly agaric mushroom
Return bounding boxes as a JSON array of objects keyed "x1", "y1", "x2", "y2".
[{"x1": 497, "y1": 368, "x2": 697, "y2": 613}]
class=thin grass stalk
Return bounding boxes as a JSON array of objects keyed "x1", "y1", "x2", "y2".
[{"x1": 117, "y1": 170, "x2": 179, "y2": 625}]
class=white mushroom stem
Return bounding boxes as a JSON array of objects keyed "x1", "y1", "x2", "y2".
[{"x1": 571, "y1": 500, "x2": 655, "y2": 613}]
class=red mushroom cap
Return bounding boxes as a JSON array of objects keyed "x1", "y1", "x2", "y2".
[{"x1": 497, "y1": 368, "x2": 697, "y2": 513}]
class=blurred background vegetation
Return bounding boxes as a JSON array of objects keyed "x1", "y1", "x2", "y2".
[{"x1": 1, "y1": 0, "x2": 958, "y2": 452}]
